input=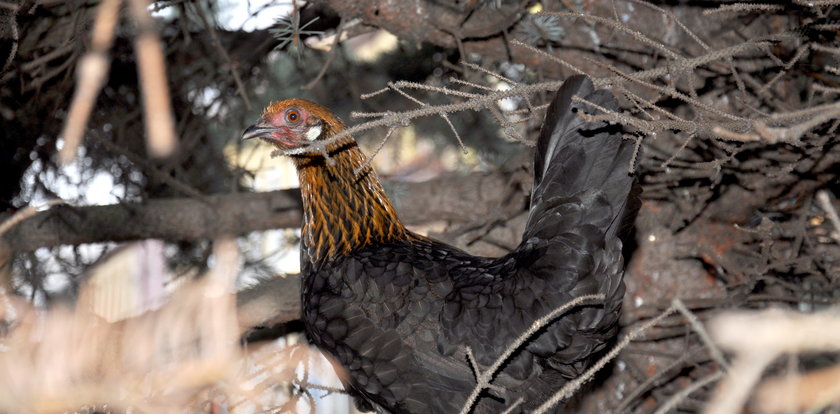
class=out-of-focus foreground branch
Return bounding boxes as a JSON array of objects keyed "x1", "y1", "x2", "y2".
[
  {"x1": 704, "y1": 308, "x2": 840, "y2": 414},
  {"x1": 0, "y1": 236, "x2": 329, "y2": 414}
]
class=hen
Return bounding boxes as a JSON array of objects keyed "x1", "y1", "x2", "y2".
[{"x1": 243, "y1": 75, "x2": 639, "y2": 413}]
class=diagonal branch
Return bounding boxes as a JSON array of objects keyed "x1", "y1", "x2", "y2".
[
  {"x1": 458, "y1": 293, "x2": 606, "y2": 414},
  {"x1": 533, "y1": 305, "x2": 677, "y2": 413}
]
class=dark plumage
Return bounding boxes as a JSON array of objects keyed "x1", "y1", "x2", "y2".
[{"x1": 243, "y1": 75, "x2": 640, "y2": 413}]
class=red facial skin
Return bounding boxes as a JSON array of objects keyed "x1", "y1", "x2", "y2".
[{"x1": 242, "y1": 99, "x2": 336, "y2": 150}]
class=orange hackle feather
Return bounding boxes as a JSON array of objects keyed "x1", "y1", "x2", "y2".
[{"x1": 265, "y1": 99, "x2": 409, "y2": 262}]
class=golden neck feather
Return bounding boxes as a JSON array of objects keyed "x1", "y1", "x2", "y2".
[{"x1": 293, "y1": 138, "x2": 407, "y2": 263}]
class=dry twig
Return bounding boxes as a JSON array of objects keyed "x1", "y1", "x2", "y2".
[
  {"x1": 58, "y1": 0, "x2": 120, "y2": 164},
  {"x1": 534, "y1": 305, "x2": 677, "y2": 413},
  {"x1": 458, "y1": 293, "x2": 606, "y2": 414},
  {"x1": 704, "y1": 308, "x2": 840, "y2": 414}
]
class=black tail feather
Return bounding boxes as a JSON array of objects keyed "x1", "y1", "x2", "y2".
[{"x1": 525, "y1": 75, "x2": 639, "y2": 244}]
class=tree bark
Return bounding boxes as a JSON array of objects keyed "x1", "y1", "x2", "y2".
[
  {"x1": 2, "y1": 169, "x2": 530, "y2": 254},
  {"x1": 237, "y1": 274, "x2": 303, "y2": 337}
]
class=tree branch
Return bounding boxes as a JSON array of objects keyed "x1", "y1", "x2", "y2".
[
  {"x1": 2, "y1": 170, "x2": 528, "y2": 254},
  {"x1": 236, "y1": 274, "x2": 302, "y2": 336}
]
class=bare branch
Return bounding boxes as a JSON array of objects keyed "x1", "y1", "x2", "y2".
[
  {"x1": 458, "y1": 294, "x2": 607, "y2": 414},
  {"x1": 541, "y1": 11, "x2": 684, "y2": 61},
  {"x1": 672, "y1": 298, "x2": 730, "y2": 371},
  {"x1": 534, "y1": 305, "x2": 677, "y2": 413},
  {"x1": 285, "y1": 80, "x2": 565, "y2": 157},
  {"x1": 0, "y1": 200, "x2": 65, "y2": 238},
  {"x1": 702, "y1": 352, "x2": 775, "y2": 414},
  {"x1": 1, "y1": 170, "x2": 528, "y2": 254},
  {"x1": 703, "y1": 3, "x2": 785, "y2": 15},
  {"x1": 128, "y1": 0, "x2": 177, "y2": 158},
  {"x1": 301, "y1": 18, "x2": 347, "y2": 91},
  {"x1": 189, "y1": 1, "x2": 252, "y2": 110},
  {"x1": 58, "y1": 0, "x2": 120, "y2": 164},
  {"x1": 654, "y1": 371, "x2": 724, "y2": 414},
  {"x1": 353, "y1": 127, "x2": 396, "y2": 176},
  {"x1": 704, "y1": 308, "x2": 840, "y2": 414},
  {"x1": 754, "y1": 362, "x2": 840, "y2": 413}
]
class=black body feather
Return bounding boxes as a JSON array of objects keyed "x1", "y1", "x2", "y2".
[{"x1": 301, "y1": 75, "x2": 639, "y2": 413}]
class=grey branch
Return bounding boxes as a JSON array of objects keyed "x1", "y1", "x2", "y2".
[
  {"x1": 236, "y1": 274, "x2": 302, "y2": 334},
  {"x1": 458, "y1": 294, "x2": 607, "y2": 414},
  {"x1": 1, "y1": 170, "x2": 528, "y2": 254}
]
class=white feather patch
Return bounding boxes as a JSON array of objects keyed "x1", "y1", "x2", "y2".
[{"x1": 306, "y1": 125, "x2": 322, "y2": 141}]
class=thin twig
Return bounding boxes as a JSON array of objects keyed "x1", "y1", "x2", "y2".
[
  {"x1": 301, "y1": 18, "x2": 347, "y2": 91},
  {"x1": 533, "y1": 305, "x2": 677, "y2": 414},
  {"x1": 703, "y1": 3, "x2": 784, "y2": 15},
  {"x1": 353, "y1": 128, "x2": 396, "y2": 176},
  {"x1": 458, "y1": 293, "x2": 607, "y2": 414},
  {"x1": 500, "y1": 397, "x2": 524, "y2": 414},
  {"x1": 190, "y1": 2, "x2": 252, "y2": 110},
  {"x1": 279, "y1": 80, "x2": 565, "y2": 157},
  {"x1": 541, "y1": 11, "x2": 684, "y2": 60},
  {"x1": 610, "y1": 347, "x2": 706, "y2": 414},
  {"x1": 672, "y1": 298, "x2": 730, "y2": 371},
  {"x1": 59, "y1": 0, "x2": 121, "y2": 164},
  {"x1": 654, "y1": 371, "x2": 724, "y2": 414}
]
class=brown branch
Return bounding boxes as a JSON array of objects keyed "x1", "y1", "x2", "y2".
[
  {"x1": 534, "y1": 305, "x2": 677, "y2": 413},
  {"x1": 755, "y1": 362, "x2": 840, "y2": 413},
  {"x1": 1, "y1": 170, "x2": 528, "y2": 254},
  {"x1": 704, "y1": 308, "x2": 840, "y2": 414},
  {"x1": 236, "y1": 274, "x2": 302, "y2": 334},
  {"x1": 459, "y1": 294, "x2": 608, "y2": 414},
  {"x1": 301, "y1": 18, "x2": 347, "y2": 91},
  {"x1": 654, "y1": 371, "x2": 724, "y2": 414},
  {"x1": 128, "y1": 0, "x2": 177, "y2": 158},
  {"x1": 58, "y1": 0, "x2": 120, "y2": 165},
  {"x1": 190, "y1": 1, "x2": 253, "y2": 110},
  {"x1": 0, "y1": 200, "x2": 65, "y2": 238}
]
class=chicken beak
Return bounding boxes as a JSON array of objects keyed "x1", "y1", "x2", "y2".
[{"x1": 242, "y1": 123, "x2": 278, "y2": 141}]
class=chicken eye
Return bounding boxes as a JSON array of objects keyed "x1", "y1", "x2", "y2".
[{"x1": 286, "y1": 110, "x2": 300, "y2": 123}]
